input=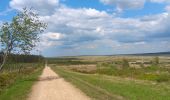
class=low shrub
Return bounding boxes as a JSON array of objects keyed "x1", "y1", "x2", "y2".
[
  {"x1": 71, "y1": 68, "x2": 96, "y2": 74},
  {"x1": 139, "y1": 73, "x2": 158, "y2": 81},
  {"x1": 122, "y1": 58, "x2": 129, "y2": 68},
  {"x1": 97, "y1": 68, "x2": 115, "y2": 75},
  {"x1": 156, "y1": 73, "x2": 170, "y2": 82},
  {"x1": 0, "y1": 73, "x2": 11, "y2": 86},
  {"x1": 0, "y1": 63, "x2": 43, "y2": 94},
  {"x1": 0, "y1": 73, "x2": 16, "y2": 93}
]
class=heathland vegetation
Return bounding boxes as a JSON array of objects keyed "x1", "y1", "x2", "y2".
[{"x1": 48, "y1": 55, "x2": 170, "y2": 100}]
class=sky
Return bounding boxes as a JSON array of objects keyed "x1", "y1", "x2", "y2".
[{"x1": 0, "y1": 0, "x2": 170, "y2": 57}]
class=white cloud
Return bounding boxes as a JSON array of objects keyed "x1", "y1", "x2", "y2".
[
  {"x1": 95, "y1": 27, "x2": 105, "y2": 35},
  {"x1": 100, "y1": 0, "x2": 146, "y2": 12},
  {"x1": 84, "y1": 8, "x2": 108, "y2": 17},
  {"x1": 8, "y1": 0, "x2": 170, "y2": 56},
  {"x1": 38, "y1": 32, "x2": 63, "y2": 50},
  {"x1": 10, "y1": 0, "x2": 59, "y2": 15},
  {"x1": 38, "y1": 6, "x2": 170, "y2": 51},
  {"x1": 42, "y1": 32, "x2": 64, "y2": 40}
]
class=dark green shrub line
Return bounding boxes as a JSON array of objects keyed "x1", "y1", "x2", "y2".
[
  {"x1": 0, "y1": 53, "x2": 44, "y2": 63},
  {"x1": 46, "y1": 58, "x2": 96, "y2": 65}
]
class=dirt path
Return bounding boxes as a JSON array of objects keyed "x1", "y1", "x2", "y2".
[{"x1": 28, "y1": 66, "x2": 90, "y2": 100}]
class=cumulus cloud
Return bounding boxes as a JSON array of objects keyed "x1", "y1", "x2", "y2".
[
  {"x1": 42, "y1": 32, "x2": 64, "y2": 40},
  {"x1": 41, "y1": 6, "x2": 170, "y2": 48},
  {"x1": 38, "y1": 5, "x2": 170, "y2": 52},
  {"x1": 10, "y1": 0, "x2": 59, "y2": 15},
  {"x1": 8, "y1": 0, "x2": 170, "y2": 56},
  {"x1": 38, "y1": 32, "x2": 63, "y2": 50},
  {"x1": 100, "y1": 0, "x2": 146, "y2": 12}
]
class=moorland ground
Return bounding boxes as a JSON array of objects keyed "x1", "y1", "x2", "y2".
[
  {"x1": 1, "y1": 55, "x2": 170, "y2": 100},
  {"x1": 48, "y1": 55, "x2": 170, "y2": 100}
]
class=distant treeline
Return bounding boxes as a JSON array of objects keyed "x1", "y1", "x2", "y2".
[
  {"x1": 47, "y1": 58, "x2": 96, "y2": 65},
  {"x1": 0, "y1": 53, "x2": 44, "y2": 63}
]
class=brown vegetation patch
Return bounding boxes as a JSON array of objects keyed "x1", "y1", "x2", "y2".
[{"x1": 67, "y1": 64, "x2": 97, "y2": 74}]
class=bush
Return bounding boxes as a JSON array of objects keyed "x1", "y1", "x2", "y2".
[
  {"x1": 152, "y1": 57, "x2": 159, "y2": 66},
  {"x1": 156, "y1": 73, "x2": 170, "y2": 82},
  {"x1": 139, "y1": 73, "x2": 158, "y2": 81},
  {"x1": 0, "y1": 73, "x2": 16, "y2": 92},
  {"x1": 122, "y1": 58, "x2": 129, "y2": 68},
  {"x1": 0, "y1": 63, "x2": 43, "y2": 94},
  {"x1": 97, "y1": 68, "x2": 115, "y2": 75}
]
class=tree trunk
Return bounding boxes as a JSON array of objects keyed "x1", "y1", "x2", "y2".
[{"x1": 0, "y1": 52, "x2": 8, "y2": 71}]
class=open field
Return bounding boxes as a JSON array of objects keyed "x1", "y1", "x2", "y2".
[
  {"x1": 1, "y1": 55, "x2": 170, "y2": 100},
  {"x1": 48, "y1": 55, "x2": 170, "y2": 100}
]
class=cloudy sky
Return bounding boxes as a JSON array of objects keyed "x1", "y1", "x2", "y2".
[{"x1": 0, "y1": 0, "x2": 170, "y2": 57}]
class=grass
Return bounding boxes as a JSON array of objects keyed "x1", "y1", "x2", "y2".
[
  {"x1": 51, "y1": 65, "x2": 170, "y2": 100},
  {"x1": 0, "y1": 63, "x2": 44, "y2": 92},
  {"x1": 0, "y1": 67, "x2": 43, "y2": 100}
]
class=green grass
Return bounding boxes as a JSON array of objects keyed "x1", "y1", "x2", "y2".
[
  {"x1": 96, "y1": 64, "x2": 170, "y2": 82},
  {"x1": 0, "y1": 68, "x2": 42, "y2": 100},
  {"x1": 51, "y1": 65, "x2": 170, "y2": 100}
]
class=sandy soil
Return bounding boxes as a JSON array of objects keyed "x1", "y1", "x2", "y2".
[{"x1": 27, "y1": 66, "x2": 90, "y2": 100}]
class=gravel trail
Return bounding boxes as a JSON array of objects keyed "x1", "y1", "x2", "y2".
[{"x1": 28, "y1": 66, "x2": 90, "y2": 100}]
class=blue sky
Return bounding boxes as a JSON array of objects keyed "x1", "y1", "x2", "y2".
[{"x1": 0, "y1": 0, "x2": 170, "y2": 57}]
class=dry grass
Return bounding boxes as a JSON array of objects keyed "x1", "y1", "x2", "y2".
[{"x1": 62, "y1": 65, "x2": 97, "y2": 74}]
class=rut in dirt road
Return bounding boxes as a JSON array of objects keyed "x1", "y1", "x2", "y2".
[{"x1": 28, "y1": 66, "x2": 90, "y2": 100}]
